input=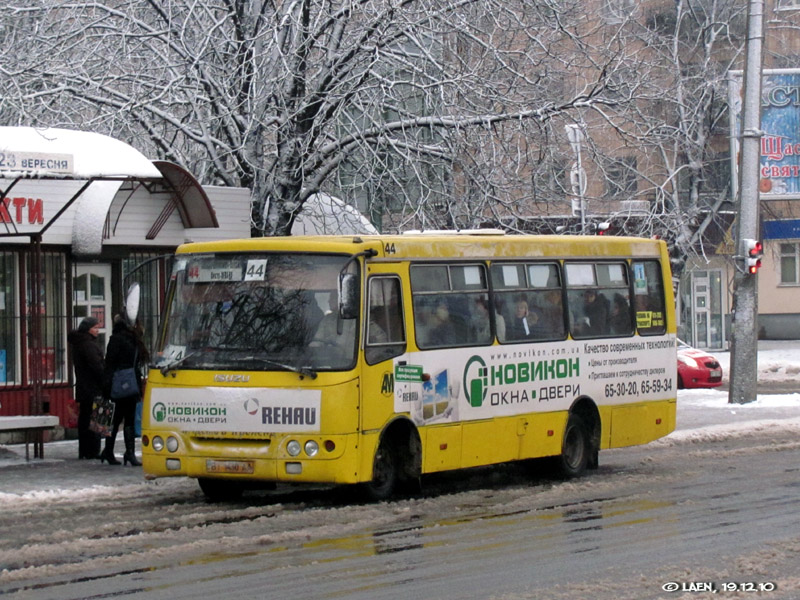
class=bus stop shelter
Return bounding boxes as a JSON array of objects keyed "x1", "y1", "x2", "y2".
[{"x1": 0, "y1": 126, "x2": 218, "y2": 454}]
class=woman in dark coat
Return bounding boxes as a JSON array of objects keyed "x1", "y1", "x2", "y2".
[
  {"x1": 102, "y1": 314, "x2": 149, "y2": 466},
  {"x1": 68, "y1": 317, "x2": 104, "y2": 459}
]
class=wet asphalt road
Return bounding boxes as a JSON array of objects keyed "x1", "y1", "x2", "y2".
[{"x1": 1, "y1": 417, "x2": 800, "y2": 600}]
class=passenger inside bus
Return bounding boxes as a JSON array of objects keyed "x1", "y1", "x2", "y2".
[
  {"x1": 470, "y1": 296, "x2": 505, "y2": 343},
  {"x1": 571, "y1": 288, "x2": 610, "y2": 336},
  {"x1": 507, "y1": 298, "x2": 531, "y2": 339},
  {"x1": 367, "y1": 310, "x2": 388, "y2": 344},
  {"x1": 609, "y1": 292, "x2": 633, "y2": 335},
  {"x1": 420, "y1": 298, "x2": 458, "y2": 347},
  {"x1": 306, "y1": 291, "x2": 357, "y2": 367},
  {"x1": 535, "y1": 289, "x2": 565, "y2": 338},
  {"x1": 311, "y1": 292, "x2": 348, "y2": 347},
  {"x1": 507, "y1": 298, "x2": 548, "y2": 340},
  {"x1": 301, "y1": 290, "x2": 325, "y2": 342}
]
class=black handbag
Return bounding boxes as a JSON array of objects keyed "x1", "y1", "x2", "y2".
[{"x1": 110, "y1": 349, "x2": 139, "y2": 399}]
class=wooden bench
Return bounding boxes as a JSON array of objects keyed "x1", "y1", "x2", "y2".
[{"x1": 0, "y1": 416, "x2": 60, "y2": 460}]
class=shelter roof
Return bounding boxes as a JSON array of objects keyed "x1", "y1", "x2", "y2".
[
  {"x1": 0, "y1": 127, "x2": 218, "y2": 251},
  {"x1": 0, "y1": 126, "x2": 162, "y2": 179}
]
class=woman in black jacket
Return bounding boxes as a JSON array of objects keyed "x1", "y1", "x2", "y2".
[
  {"x1": 68, "y1": 317, "x2": 104, "y2": 459},
  {"x1": 102, "y1": 314, "x2": 148, "y2": 466}
]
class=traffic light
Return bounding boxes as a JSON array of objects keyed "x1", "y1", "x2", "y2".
[
  {"x1": 589, "y1": 222, "x2": 612, "y2": 235},
  {"x1": 741, "y1": 238, "x2": 763, "y2": 274}
]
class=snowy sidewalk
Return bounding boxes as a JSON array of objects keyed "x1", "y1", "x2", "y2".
[
  {"x1": 663, "y1": 339, "x2": 800, "y2": 436},
  {"x1": 0, "y1": 431, "x2": 145, "y2": 495},
  {"x1": 0, "y1": 431, "x2": 139, "y2": 472}
]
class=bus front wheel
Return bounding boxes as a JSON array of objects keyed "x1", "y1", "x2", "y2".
[
  {"x1": 363, "y1": 442, "x2": 399, "y2": 501},
  {"x1": 557, "y1": 414, "x2": 590, "y2": 478}
]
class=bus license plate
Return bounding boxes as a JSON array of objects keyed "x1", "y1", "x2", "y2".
[{"x1": 206, "y1": 459, "x2": 255, "y2": 474}]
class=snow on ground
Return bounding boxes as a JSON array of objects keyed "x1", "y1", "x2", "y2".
[
  {"x1": 715, "y1": 339, "x2": 800, "y2": 385},
  {"x1": 669, "y1": 339, "x2": 800, "y2": 440}
]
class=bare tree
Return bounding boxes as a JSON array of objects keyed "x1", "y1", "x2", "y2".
[
  {"x1": 629, "y1": 0, "x2": 746, "y2": 275},
  {"x1": 0, "y1": 0, "x2": 632, "y2": 236},
  {"x1": 563, "y1": 0, "x2": 747, "y2": 276},
  {"x1": 2, "y1": 0, "x2": 772, "y2": 270}
]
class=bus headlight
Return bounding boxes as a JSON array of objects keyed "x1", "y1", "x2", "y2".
[
  {"x1": 166, "y1": 436, "x2": 179, "y2": 453},
  {"x1": 304, "y1": 440, "x2": 319, "y2": 457},
  {"x1": 287, "y1": 440, "x2": 302, "y2": 457},
  {"x1": 152, "y1": 436, "x2": 165, "y2": 452}
]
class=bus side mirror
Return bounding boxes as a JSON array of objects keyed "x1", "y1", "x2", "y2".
[
  {"x1": 338, "y1": 273, "x2": 359, "y2": 319},
  {"x1": 125, "y1": 282, "x2": 141, "y2": 325}
]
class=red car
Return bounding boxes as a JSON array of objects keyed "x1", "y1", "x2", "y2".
[{"x1": 677, "y1": 340, "x2": 723, "y2": 389}]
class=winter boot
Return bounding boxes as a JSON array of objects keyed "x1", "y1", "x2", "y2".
[
  {"x1": 87, "y1": 430, "x2": 102, "y2": 459},
  {"x1": 78, "y1": 430, "x2": 100, "y2": 459},
  {"x1": 100, "y1": 435, "x2": 120, "y2": 465},
  {"x1": 78, "y1": 433, "x2": 88, "y2": 459},
  {"x1": 123, "y1": 426, "x2": 141, "y2": 466}
]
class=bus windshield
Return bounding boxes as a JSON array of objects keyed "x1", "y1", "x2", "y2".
[{"x1": 156, "y1": 253, "x2": 358, "y2": 373}]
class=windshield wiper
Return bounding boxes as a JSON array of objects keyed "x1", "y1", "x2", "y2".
[
  {"x1": 158, "y1": 351, "x2": 199, "y2": 376},
  {"x1": 243, "y1": 356, "x2": 318, "y2": 379}
]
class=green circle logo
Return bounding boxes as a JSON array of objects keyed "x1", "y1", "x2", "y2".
[
  {"x1": 463, "y1": 355, "x2": 488, "y2": 408},
  {"x1": 152, "y1": 402, "x2": 167, "y2": 423}
]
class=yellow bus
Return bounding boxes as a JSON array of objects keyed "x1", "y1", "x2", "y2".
[{"x1": 142, "y1": 232, "x2": 676, "y2": 500}]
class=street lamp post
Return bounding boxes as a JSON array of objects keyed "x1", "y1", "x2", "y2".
[
  {"x1": 565, "y1": 124, "x2": 587, "y2": 234},
  {"x1": 729, "y1": 0, "x2": 764, "y2": 405}
]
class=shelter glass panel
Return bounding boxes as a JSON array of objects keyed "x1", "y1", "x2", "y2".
[
  {"x1": 0, "y1": 252, "x2": 18, "y2": 385},
  {"x1": 26, "y1": 251, "x2": 68, "y2": 383}
]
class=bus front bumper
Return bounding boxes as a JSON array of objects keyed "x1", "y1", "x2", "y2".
[{"x1": 142, "y1": 432, "x2": 363, "y2": 485}]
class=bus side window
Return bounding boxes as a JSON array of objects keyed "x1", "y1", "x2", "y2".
[
  {"x1": 366, "y1": 277, "x2": 406, "y2": 365},
  {"x1": 411, "y1": 263, "x2": 490, "y2": 349},
  {"x1": 633, "y1": 261, "x2": 667, "y2": 335},
  {"x1": 491, "y1": 261, "x2": 564, "y2": 344},
  {"x1": 567, "y1": 261, "x2": 635, "y2": 339}
]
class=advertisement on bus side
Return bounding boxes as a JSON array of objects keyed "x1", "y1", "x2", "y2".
[{"x1": 393, "y1": 335, "x2": 676, "y2": 426}]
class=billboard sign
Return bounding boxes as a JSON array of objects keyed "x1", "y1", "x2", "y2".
[{"x1": 730, "y1": 68, "x2": 800, "y2": 200}]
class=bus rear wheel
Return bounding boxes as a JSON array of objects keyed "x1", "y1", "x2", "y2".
[
  {"x1": 557, "y1": 414, "x2": 590, "y2": 478},
  {"x1": 198, "y1": 477, "x2": 244, "y2": 501}
]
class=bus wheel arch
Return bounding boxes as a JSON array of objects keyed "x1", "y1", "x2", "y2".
[
  {"x1": 363, "y1": 417, "x2": 421, "y2": 501},
  {"x1": 559, "y1": 398, "x2": 601, "y2": 476}
]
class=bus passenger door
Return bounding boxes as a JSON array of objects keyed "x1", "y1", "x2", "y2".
[{"x1": 361, "y1": 273, "x2": 408, "y2": 434}]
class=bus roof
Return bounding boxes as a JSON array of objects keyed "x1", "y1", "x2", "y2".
[{"x1": 176, "y1": 233, "x2": 666, "y2": 260}]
